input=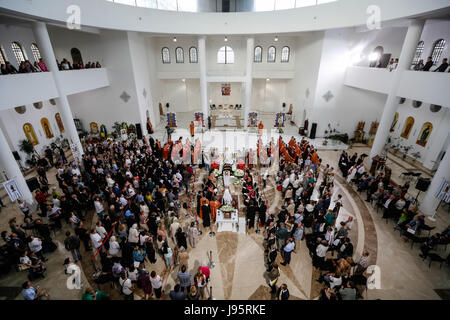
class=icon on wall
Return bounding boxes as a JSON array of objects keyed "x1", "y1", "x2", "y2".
[
  {"x1": 400, "y1": 116, "x2": 414, "y2": 139},
  {"x1": 55, "y1": 113, "x2": 65, "y2": 133},
  {"x1": 90, "y1": 122, "x2": 99, "y2": 134},
  {"x1": 416, "y1": 122, "x2": 433, "y2": 147},
  {"x1": 41, "y1": 118, "x2": 54, "y2": 138},
  {"x1": 23, "y1": 123, "x2": 39, "y2": 146},
  {"x1": 221, "y1": 83, "x2": 231, "y2": 96}
]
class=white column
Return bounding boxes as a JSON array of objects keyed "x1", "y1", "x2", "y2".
[
  {"x1": 0, "y1": 127, "x2": 34, "y2": 205},
  {"x1": 420, "y1": 142, "x2": 450, "y2": 216},
  {"x1": 32, "y1": 21, "x2": 84, "y2": 163},
  {"x1": 198, "y1": 36, "x2": 208, "y2": 119},
  {"x1": 244, "y1": 37, "x2": 254, "y2": 130},
  {"x1": 369, "y1": 20, "x2": 425, "y2": 165}
]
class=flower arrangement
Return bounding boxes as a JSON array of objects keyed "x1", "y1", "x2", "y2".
[
  {"x1": 220, "y1": 204, "x2": 234, "y2": 212},
  {"x1": 232, "y1": 177, "x2": 243, "y2": 186},
  {"x1": 233, "y1": 169, "x2": 244, "y2": 177}
]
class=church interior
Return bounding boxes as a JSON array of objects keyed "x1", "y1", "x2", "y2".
[{"x1": 0, "y1": 0, "x2": 449, "y2": 301}]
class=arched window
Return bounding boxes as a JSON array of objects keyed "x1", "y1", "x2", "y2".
[
  {"x1": 267, "y1": 46, "x2": 276, "y2": 62},
  {"x1": 412, "y1": 41, "x2": 424, "y2": 65},
  {"x1": 31, "y1": 43, "x2": 41, "y2": 62},
  {"x1": 70, "y1": 48, "x2": 83, "y2": 65},
  {"x1": 161, "y1": 47, "x2": 170, "y2": 63},
  {"x1": 0, "y1": 45, "x2": 7, "y2": 65},
  {"x1": 281, "y1": 46, "x2": 290, "y2": 62},
  {"x1": 254, "y1": 46, "x2": 262, "y2": 63},
  {"x1": 189, "y1": 47, "x2": 198, "y2": 63},
  {"x1": 41, "y1": 118, "x2": 54, "y2": 139},
  {"x1": 400, "y1": 116, "x2": 414, "y2": 139},
  {"x1": 11, "y1": 42, "x2": 26, "y2": 64},
  {"x1": 175, "y1": 47, "x2": 184, "y2": 63},
  {"x1": 431, "y1": 39, "x2": 445, "y2": 65},
  {"x1": 217, "y1": 46, "x2": 234, "y2": 64}
]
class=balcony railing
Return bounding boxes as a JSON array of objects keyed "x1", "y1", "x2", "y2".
[
  {"x1": 0, "y1": 68, "x2": 110, "y2": 111},
  {"x1": 344, "y1": 66, "x2": 450, "y2": 107}
]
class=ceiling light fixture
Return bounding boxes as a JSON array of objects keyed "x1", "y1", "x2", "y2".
[
  {"x1": 224, "y1": 36, "x2": 228, "y2": 42},
  {"x1": 173, "y1": 37, "x2": 177, "y2": 42},
  {"x1": 266, "y1": 78, "x2": 270, "y2": 81},
  {"x1": 274, "y1": 36, "x2": 278, "y2": 42},
  {"x1": 182, "y1": 78, "x2": 186, "y2": 82}
]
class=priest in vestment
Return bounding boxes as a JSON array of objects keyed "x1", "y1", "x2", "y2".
[
  {"x1": 223, "y1": 188, "x2": 233, "y2": 206},
  {"x1": 209, "y1": 197, "x2": 220, "y2": 222},
  {"x1": 190, "y1": 121, "x2": 195, "y2": 137},
  {"x1": 258, "y1": 121, "x2": 264, "y2": 135}
]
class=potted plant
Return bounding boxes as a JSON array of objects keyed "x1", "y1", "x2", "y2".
[{"x1": 18, "y1": 139, "x2": 38, "y2": 167}]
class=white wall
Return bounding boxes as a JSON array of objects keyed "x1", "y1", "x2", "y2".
[
  {"x1": 391, "y1": 100, "x2": 450, "y2": 169},
  {"x1": 0, "y1": 100, "x2": 68, "y2": 164},
  {"x1": 0, "y1": 23, "x2": 38, "y2": 68},
  {"x1": 208, "y1": 82, "x2": 243, "y2": 108},
  {"x1": 67, "y1": 30, "x2": 141, "y2": 131},
  {"x1": 309, "y1": 27, "x2": 406, "y2": 137},
  {"x1": 417, "y1": 19, "x2": 450, "y2": 67},
  {"x1": 48, "y1": 26, "x2": 104, "y2": 66},
  {"x1": 3, "y1": 0, "x2": 448, "y2": 35},
  {"x1": 286, "y1": 31, "x2": 324, "y2": 126},
  {"x1": 252, "y1": 79, "x2": 288, "y2": 113}
]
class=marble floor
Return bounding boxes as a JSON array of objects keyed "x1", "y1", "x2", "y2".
[{"x1": 0, "y1": 118, "x2": 449, "y2": 300}]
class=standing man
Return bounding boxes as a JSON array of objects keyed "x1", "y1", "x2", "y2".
[
  {"x1": 44, "y1": 146, "x2": 54, "y2": 167},
  {"x1": 422, "y1": 56, "x2": 434, "y2": 71},
  {"x1": 190, "y1": 121, "x2": 195, "y2": 138},
  {"x1": 119, "y1": 273, "x2": 134, "y2": 300},
  {"x1": 266, "y1": 263, "x2": 280, "y2": 294},
  {"x1": 276, "y1": 283, "x2": 290, "y2": 300},
  {"x1": 64, "y1": 231, "x2": 82, "y2": 262},
  {"x1": 281, "y1": 238, "x2": 295, "y2": 266}
]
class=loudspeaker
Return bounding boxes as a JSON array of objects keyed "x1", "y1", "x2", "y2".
[
  {"x1": 26, "y1": 177, "x2": 40, "y2": 192},
  {"x1": 135, "y1": 123, "x2": 143, "y2": 139},
  {"x1": 415, "y1": 178, "x2": 431, "y2": 192},
  {"x1": 282, "y1": 103, "x2": 286, "y2": 108},
  {"x1": 165, "y1": 103, "x2": 169, "y2": 108},
  {"x1": 310, "y1": 123, "x2": 317, "y2": 139},
  {"x1": 12, "y1": 151, "x2": 21, "y2": 161}
]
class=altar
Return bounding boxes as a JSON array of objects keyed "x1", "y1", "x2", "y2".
[{"x1": 216, "y1": 209, "x2": 239, "y2": 233}]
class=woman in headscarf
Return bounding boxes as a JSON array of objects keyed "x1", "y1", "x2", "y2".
[{"x1": 128, "y1": 223, "x2": 139, "y2": 247}]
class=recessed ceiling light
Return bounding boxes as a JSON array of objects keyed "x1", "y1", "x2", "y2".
[
  {"x1": 274, "y1": 36, "x2": 278, "y2": 42},
  {"x1": 173, "y1": 37, "x2": 177, "y2": 42}
]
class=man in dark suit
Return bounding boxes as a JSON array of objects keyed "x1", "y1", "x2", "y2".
[
  {"x1": 422, "y1": 56, "x2": 434, "y2": 71},
  {"x1": 276, "y1": 283, "x2": 290, "y2": 300},
  {"x1": 434, "y1": 58, "x2": 448, "y2": 72}
]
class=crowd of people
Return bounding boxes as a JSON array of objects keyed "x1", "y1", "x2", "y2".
[
  {"x1": 1, "y1": 58, "x2": 48, "y2": 74},
  {"x1": 373, "y1": 56, "x2": 449, "y2": 73},
  {"x1": 57, "y1": 59, "x2": 101, "y2": 71},
  {"x1": 413, "y1": 57, "x2": 449, "y2": 72},
  {"x1": 0, "y1": 132, "x2": 222, "y2": 300},
  {"x1": 2, "y1": 123, "x2": 448, "y2": 301},
  {"x1": 339, "y1": 150, "x2": 449, "y2": 262},
  {"x1": 1, "y1": 57, "x2": 103, "y2": 75},
  {"x1": 236, "y1": 136, "x2": 363, "y2": 300}
]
